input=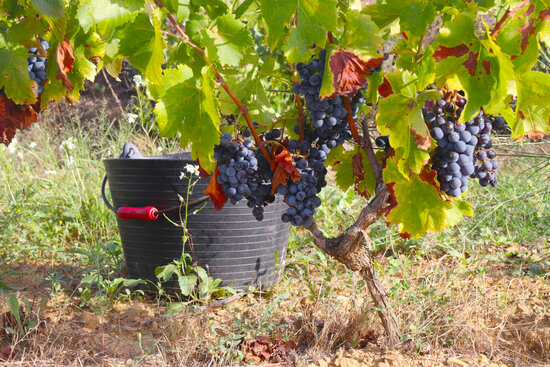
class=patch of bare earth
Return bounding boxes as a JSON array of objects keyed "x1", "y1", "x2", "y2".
[{"x1": 1, "y1": 242, "x2": 549, "y2": 366}]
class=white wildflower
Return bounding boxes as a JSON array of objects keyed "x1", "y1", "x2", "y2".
[
  {"x1": 157, "y1": 146, "x2": 164, "y2": 152},
  {"x1": 133, "y1": 75, "x2": 142, "y2": 87},
  {"x1": 183, "y1": 164, "x2": 199, "y2": 176},
  {"x1": 60, "y1": 137, "x2": 75, "y2": 151},
  {"x1": 45, "y1": 170, "x2": 56, "y2": 176},
  {"x1": 29, "y1": 142, "x2": 37, "y2": 148},
  {"x1": 66, "y1": 156, "x2": 75, "y2": 166},
  {"x1": 127, "y1": 113, "x2": 138, "y2": 124},
  {"x1": 7, "y1": 144, "x2": 16, "y2": 154}
]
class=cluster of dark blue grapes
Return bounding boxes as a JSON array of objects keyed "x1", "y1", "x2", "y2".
[
  {"x1": 27, "y1": 38, "x2": 49, "y2": 95},
  {"x1": 278, "y1": 141, "x2": 327, "y2": 227},
  {"x1": 424, "y1": 96, "x2": 498, "y2": 196},
  {"x1": 471, "y1": 113, "x2": 499, "y2": 187},
  {"x1": 292, "y1": 50, "x2": 354, "y2": 155},
  {"x1": 215, "y1": 132, "x2": 265, "y2": 219}
]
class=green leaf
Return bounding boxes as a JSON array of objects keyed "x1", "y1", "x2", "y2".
[
  {"x1": 496, "y1": 0, "x2": 549, "y2": 75},
  {"x1": 361, "y1": 0, "x2": 403, "y2": 30},
  {"x1": 384, "y1": 156, "x2": 472, "y2": 238},
  {"x1": 395, "y1": 42, "x2": 435, "y2": 90},
  {"x1": 283, "y1": 0, "x2": 337, "y2": 63},
  {"x1": 260, "y1": 0, "x2": 295, "y2": 49},
  {"x1": 156, "y1": 263, "x2": 177, "y2": 282},
  {"x1": 117, "y1": 12, "x2": 166, "y2": 85},
  {"x1": 32, "y1": 0, "x2": 64, "y2": 18},
  {"x1": 0, "y1": 36, "x2": 37, "y2": 104},
  {"x1": 433, "y1": 15, "x2": 515, "y2": 122},
  {"x1": 202, "y1": 13, "x2": 253, "y2": 67},
  {"x1": 77, "y1": 0, "x2": 144, "y2": 33},
  {"x1": 339, "y1": 10, "x2": 383, "y2": 61},
  {"x1": 178, "y1": 275, "x2": 197, "y2": 296},
  {"x1": 191, "y1": 0, "x2": 228, "y2": 19},
  {"x1": 154, "y1": 66, "x2": 221, "y2": 173},
  {"x1": 332, "y1": 145, "x2": 376, "y2": 195},
  {"x1": 7, "y1": 294, "x2": 20, "y2": 328},
  {"x1": 376, "y1": 76, "x2": 438, "y2": 177},
  {"x1": 399, "y1": 1, "x2": 436, "y2": 37},
  {"x1": 511, "y1": 71, "x2": 550, "y2": 139},
  {"x1": 166, "y1": 0, "x2": 190, "y2": 21}
]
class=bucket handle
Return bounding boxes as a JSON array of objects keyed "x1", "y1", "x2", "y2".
[{"x1": 101, "y1": 175, "x2": 210, "y2": 220}]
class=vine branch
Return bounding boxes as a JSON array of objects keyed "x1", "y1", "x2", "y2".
[{"x1": 490, "y1": 8, "x2": 510, "y2": 39}]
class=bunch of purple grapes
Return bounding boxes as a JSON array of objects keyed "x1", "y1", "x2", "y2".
[
  {"x1": 28, "y1": 38, "x2": 49, "y2": 95},
  {"x1": 470, "y1": 113, "x2": 499, "y2": 187},
  {"x1": 214, "y1": 132, "x2": 265, "y2": 219},
  {"x1": 277, "y1": 140, "x2": 327, "y2": 227},
  {"x1": 424, "y1": 95, "x2": 499, "y2": 196},
  {"x1": 292, "y1": 50, "x2": 353, "y2": 155}
]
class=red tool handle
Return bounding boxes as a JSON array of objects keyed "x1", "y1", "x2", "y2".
[{"x1": 117, "y1": 206, "x2": 159, "y2": 220}]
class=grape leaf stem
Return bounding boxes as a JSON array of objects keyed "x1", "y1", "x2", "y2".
[{"x1": 153, "y1": 0, "x2": 272, "y2": 164}]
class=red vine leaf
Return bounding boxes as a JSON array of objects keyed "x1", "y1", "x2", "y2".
[
  {"x1": 432, "y1": 44, "x2": 470, "y2": 61},
  {"x1": 378, "y1": 77, "x2": 393, "y2": 98},
  {"x1": 203, "y1": 167, "x2": 227, "y2": 211},
  {"x1": 56, "y1": 36, "x2": 75, "y2": 91},
  {"x1": 418, "y1": 164, "x2": 450, "y2": 200},
  {"x1": 0, "y1": 94, "x2": 39, "y2": 145},
  {"x1": 270, "y1": 147, "x2": 301, "y2": 194},
  {"x1": 328, "y1": 50, "x2": 386, "y2": 98}
]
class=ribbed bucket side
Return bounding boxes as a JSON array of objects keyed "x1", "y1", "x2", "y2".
[{"x1": 103, "y1": 157, "x2": 290, "y2": 290}]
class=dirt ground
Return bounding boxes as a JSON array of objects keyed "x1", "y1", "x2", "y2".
[{"x1": 1, "y1": 247, "x2": 549, "y2": 367}]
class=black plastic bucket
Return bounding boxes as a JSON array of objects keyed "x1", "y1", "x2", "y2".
[{"x1": 103, "y1": 151, "x2": 290, "y2": 290}]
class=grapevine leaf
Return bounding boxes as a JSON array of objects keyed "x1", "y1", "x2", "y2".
[
  {"x1": 218, "y1": 61, "x2": 277, "y2": 124},
  {"x1": 32, "y1": 0, "x2": 64, "y2": 18},
  {"x1": 202, "y1": 13, "x2": 253, "y2": 67},
  {"x1": 376, "y1": 78, "x2": 438, "y2": 177},
  {"x1": 365, "y1": 71, "x2": 383, "y2": 104},
  {"x1": 283, "y1": 0, "x2": 338, "y2": 63},
  {"x1": 433, "y1": 14, "x2": 515, "y2": 122},
  {"x1": 361, "y1": 0, "x2": 403, "y2": 30},
  {"x1": 339, "y1": 10, "x2": 383, "y2": 62},
  {"x1": 190, "y1": 0, "x2": 228, "y2": 19},
  {"x1": 166, "y1": 0, "x2": 190, "y2": 21},
  {"x1": 395, "y1": 41, "x2": 436, "y2": 90},
  {"x1": 55, "y1": 36, "x2": 75, "y2": 91},
  {"x1": 203, "y1": 167, "x2": 227, "y2": 211},
  {"x1": 77, "y1": 0, "x2": 144, "y2": 33},
  {"x1": 383, "y1": 156, "x2": 472, "y2": 238},
  {"x1": 319, "y1": 12, "x2": 384, "y2": 98},
  {"x1": 378, "y1": 77, "x2": 393, "y2": 98},
  {"x1": 332, "y1": 146, "x2": 375, "y2": 197},
  {"x1": 0, "y1": 37, "x2": 37, "y2": 104},
  {"x1": 512, "y1": 71, "x2": 550, "y2": 139},
  {"x1": 270, "y1": 147, "x2": 301, "y2": 194},
  {"x1": 496, "y1": 0, "x2": 550, "y2": 74},
  {"x1": 117, "y1": 12, "x2": 166, "y2": 85},
  {"x1": 259, "y1": 0, "x2": 295, "y2": 49},
  {"x1": 399, "y1": 1, "x2": 436, "y2": 37},
  {"x1": 320, "y1": 47, "x2": 386, "y2": 99},
  {"x1": 154, "y1": 66, "x2": 220, "y2": 173},
  {"x1": 0, "y1": 94, "x2": 38, "y2": 145}
]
